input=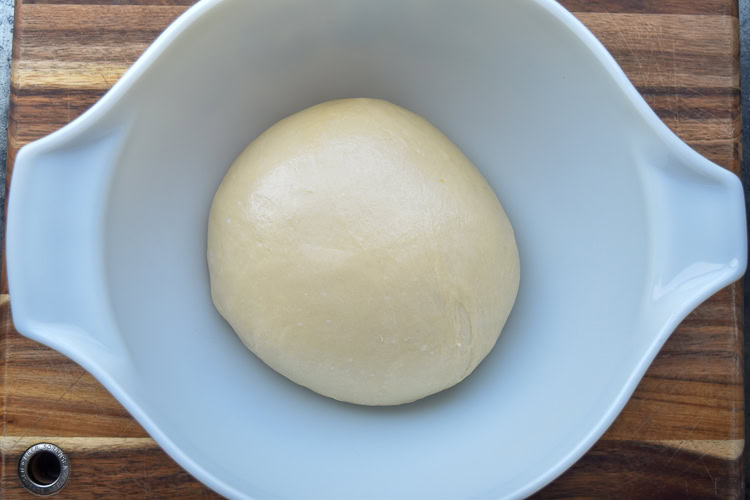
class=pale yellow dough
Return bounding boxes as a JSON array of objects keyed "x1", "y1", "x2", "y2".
[{"x1": 207, "y1": 98, "x2": 519, "y2": 405}]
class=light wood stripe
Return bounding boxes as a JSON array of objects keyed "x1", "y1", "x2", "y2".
[
  {"x1": 0, "y1": 436, "x2": 156, "y2": 453},
  {"x1": 648, "y1": 439, "x2": 745, "y2": 461},
  {"x1": 12, "y1": 61, "x2": 128, "y2": 90},
  {"x1": 2, "y1": 436, "x2": 742, "y2": 461}
]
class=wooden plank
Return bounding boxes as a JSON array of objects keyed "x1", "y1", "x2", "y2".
[
  {"x1": 1, "y1": 0, "x2": 743, "y2": 498},
  {"x1": 1, "y1": 436, "x2": 221, "y2": 499}
]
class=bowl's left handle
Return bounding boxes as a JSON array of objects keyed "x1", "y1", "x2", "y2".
[{"x1": 6, "y1": 127, "x2": 128, "y2": 359}]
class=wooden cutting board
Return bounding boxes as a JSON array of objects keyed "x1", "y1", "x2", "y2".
[{"x1": 0, "y1": 0, "x2": 743, "y2": 498}]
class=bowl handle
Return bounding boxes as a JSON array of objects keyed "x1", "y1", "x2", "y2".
[
  {"x1": 6, "y1": 125, "x2": 129, "y2": 360},
  {"x1": 640, "y1": 145, "x2": 747, "y2": 318}
]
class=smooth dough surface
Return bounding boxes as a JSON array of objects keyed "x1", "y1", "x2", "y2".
[{"x1": 208, "y1": 98, "x2": 520, "y2": 405}]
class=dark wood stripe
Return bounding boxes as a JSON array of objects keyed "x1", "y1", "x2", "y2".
[
  {"x1": 0, "y1": 437, "x2": 740, "y2": 499},
  {"x1": 1, "y1": 440, "x2": 223, "y2": 499},
  {"x1": 562, "y1": 0, "x2": 737, "y2": 17},
  {"x1": 639, "y1": 86, "x2": 739, "y2": 96},
  {"x1": 20, "y1": 0, "x2": 741, "y2": 17},
  {"x1": 534, "y1": 440, "x2": 743, "y2": 499}
]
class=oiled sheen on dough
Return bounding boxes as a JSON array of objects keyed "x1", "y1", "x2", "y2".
[{"x1": 208, "y1": 98, "x2": 519, "y2": 405}]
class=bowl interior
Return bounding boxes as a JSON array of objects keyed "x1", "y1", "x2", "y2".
[{"x1": 103, "y1": 0, "x2": 655, "y2": 497}]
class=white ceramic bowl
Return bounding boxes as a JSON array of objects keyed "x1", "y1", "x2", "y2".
[{"x1": 6, "y1": 0, "x2": 747, "y2": 498}]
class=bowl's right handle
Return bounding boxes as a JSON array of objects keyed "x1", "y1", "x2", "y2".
[
  {"x1": 6, "y1": 125, "x2": 129, "y2": 360},
  {"x1": 641, "y1": 143, "x2": 747, "y2": 319}
]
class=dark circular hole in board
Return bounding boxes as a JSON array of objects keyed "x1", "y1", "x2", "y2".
[{"x1": 26, "y1": 450, "x2": 62, "y2": 486}]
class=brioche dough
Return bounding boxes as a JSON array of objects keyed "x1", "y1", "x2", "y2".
[{"x1": 207, "y1": 98, "x2": 520, "y2": 405}]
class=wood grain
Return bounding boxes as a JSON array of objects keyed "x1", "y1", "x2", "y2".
[{"x1": 0, "y1": 0, "x2": 743, "y2": 498}]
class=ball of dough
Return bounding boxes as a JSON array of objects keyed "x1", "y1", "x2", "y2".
[{"x1": 208, "y1": 98, "x2": 519, "y2": 405}]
